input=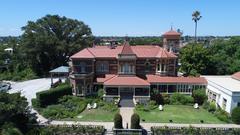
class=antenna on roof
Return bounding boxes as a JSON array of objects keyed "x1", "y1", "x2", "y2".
[{"x1": 171, "y1": 23, "x2": 173, "y2": 30}]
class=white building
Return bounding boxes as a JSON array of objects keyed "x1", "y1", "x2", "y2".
[{"x1": 203, "y1": 72, "x2": 240, "y2": 113}]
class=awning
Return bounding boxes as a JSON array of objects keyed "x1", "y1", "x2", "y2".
[{"x1": 49, "y1": 66, "x2": 69, "y2": 73}]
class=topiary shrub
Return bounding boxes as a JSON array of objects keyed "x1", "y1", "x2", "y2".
[
  {"x1": 36, "y1": 84, "x2": 72, "y2": 107},
  {"x1": 192, "y1": 89, "x2": 207, "y2": 105},
  {"x1": 114, "y1": 113, "x2": 123, "y2": 129},
  {"x1": 131, "y1": 113, "x2": 141, "y2": 129},
  {"x1": 97, "y1": 89, "x2": 104, "y2": 99},
  {"x1": 232, "y1": 107, "x2": 240, "y2": 124}
]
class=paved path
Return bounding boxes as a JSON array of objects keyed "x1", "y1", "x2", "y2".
[{"x1": 120, "y1": 107, "x2": 134, "y2": 128}]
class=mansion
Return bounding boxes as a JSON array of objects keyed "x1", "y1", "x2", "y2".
[{"x1": 69, "y1": 30, "x2": 207, "y2": 104}]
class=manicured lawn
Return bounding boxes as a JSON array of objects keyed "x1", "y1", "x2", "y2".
[
  {"x1": 62, "y1": 108, "x2": 119, "y2": 122},
  {"x1": 76, "y1": 108, "x2": 118, "y2": 122},
  {"x1": 135, "y1": 105, "x2": 226, "y2": 124}
]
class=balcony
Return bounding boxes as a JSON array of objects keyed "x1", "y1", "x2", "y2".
[{"x1": 70, "y1": 72, "x2": 94, "y2": 79}]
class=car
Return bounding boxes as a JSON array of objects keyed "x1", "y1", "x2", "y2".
[{"x1": 0, "y1": 82, "x2": 11, "y2": 92}]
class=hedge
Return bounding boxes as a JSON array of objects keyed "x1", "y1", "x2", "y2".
[
  {"x1": 114, "y1": 113, "x2": 123, "y2": 129},
  {"x1": 36, "y1": 84, "x2": 72, "y2": 107},
  {"x1": 131, "y1": 113, "x2": 141, "y2": 129},
  {"x1": 151, "y1": 126, "x2": 240, "y2": 135}
]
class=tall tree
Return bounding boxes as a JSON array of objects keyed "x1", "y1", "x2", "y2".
[
  {"x1": 21, "y1": 15, "x2": 93, "y2": 76},
  {"x1": 192, "y1": 11, "x2": 202, "y2": 42}
]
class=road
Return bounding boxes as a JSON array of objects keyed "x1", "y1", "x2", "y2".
[{"x1": 9, "y1": 78, "x2": 58, "y2": 105}]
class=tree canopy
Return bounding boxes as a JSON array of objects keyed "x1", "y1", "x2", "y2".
[
  {"x1": 21, "y1": 15, "x2": 93, "y2": 76},
  {"x1": 180, "y1": 37, "x2": 240, "y2": 76}
]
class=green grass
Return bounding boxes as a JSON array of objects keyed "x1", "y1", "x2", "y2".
[
  {"x1": 135, "y1": 105, "x2": 226, "y2": 124},
  {"x1": 63, "y1": 108, "x2": 119, "y2": 122}
]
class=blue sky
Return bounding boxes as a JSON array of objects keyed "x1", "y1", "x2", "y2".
[{"x1": 0, "y1": 0, "x2": 240, "y2": 36}]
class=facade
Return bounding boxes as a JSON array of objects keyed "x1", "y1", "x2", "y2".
[
  {"x1": 69, "y1": 30, "x2": 206, "y2": 104},
  {"x1": 204, "y1": 72, "x2": 240, "y2": 113}
]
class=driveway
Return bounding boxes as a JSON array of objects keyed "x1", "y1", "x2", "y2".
[{"x1": 9, "y1": 78, "x2": 58, "y2": 105}]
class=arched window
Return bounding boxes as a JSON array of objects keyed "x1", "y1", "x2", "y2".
[{"x1": 145, "y1": 61, "x2": 151, "y2": 71}]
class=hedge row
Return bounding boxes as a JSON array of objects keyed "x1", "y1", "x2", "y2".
[
  {"x1": 36, "y1": 84, "x2": 72, "y2": 107},
  {"x1": 151, "y1": 126, "x2": 240, "y2": 135}
]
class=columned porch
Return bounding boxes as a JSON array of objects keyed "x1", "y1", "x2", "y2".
[{"x1": 103, "y1": 86, "x2": 150, "y2": 106}]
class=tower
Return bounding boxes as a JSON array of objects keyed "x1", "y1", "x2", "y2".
[{"x1": 162, "y1": 28, "x2": 181, "y2": 54}]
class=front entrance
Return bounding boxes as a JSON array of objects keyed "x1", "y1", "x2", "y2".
[{"x1": 119, "y1": 87, "x2": 134, "y2": 107}]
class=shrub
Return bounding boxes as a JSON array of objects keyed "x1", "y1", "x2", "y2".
[
  {"x1": 202, "y1": 101, "x2": 210, "y2": 110},
  {"x1": 131, "y1": 113, "x2": 141, "y2": 129},
  {"x1": 41, "y1": 96, "x2": 87, "y2": 119},
  {"x1": 114, "y1": 113, "x2": 123, "y2": 129},
  {"x1": 215, "y1": 109, "x2": 230, "y2": 123},
  {"x1": 36, "y1": 84, "x2": 72, "y2": 107},
  {"x1": 31, "y1": 98, "x2": 41, "y2": 109},
  {"x1": 208, "y1": 102, "x2": 216, "y2": 113},
  {"x1": 162, "y1": 94, "x2": 170, "y2": 104},
  {"x1": 192, "y1": 89, "x2": 207, "y2": 105},
  {"x1": 151, "y1": 89, "x2": 164, "y2": 105},
  {"x1": 1, "y1": 123, "x2": 23, "y2": 135},
  {"x1": 170, "y1": 93, "x2": 194, "y2": 105},
  {"x1": 97, "y1": 89, "x2": 104, "y2": 99},
  {"x1": 232, "y1": 107, "x2": 240, "y2": 124}
]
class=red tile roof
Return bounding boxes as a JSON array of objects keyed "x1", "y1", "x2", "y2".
[
  {"x1": 71, "y1": 45, "x2": 177, "y2": 59},
  {"x1": 146, "y1": 74, "x2": 207, "y2": 84},
  {"x1": 232, "y1": 72, "x2": 240, "y2": 81},
  {"x1": 120, "y1": 42, "x2": 135, "y2": 55},
  {"x1": 104, "y1": 75, "x2": 150, "y2": 86},
  {"x1": 163, "y1": 30, "x2": 181, "y2": 36},
  {"x1": 96, "y1": 74, "x2": 116, "y2": 83}
]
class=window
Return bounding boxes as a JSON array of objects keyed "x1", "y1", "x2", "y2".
[
  {"x1": 145, "y1": 61, "x2": 151, "y2": 71},
  {"x1": 119, "y1": 63, "x2": 135, "y2": 74},
  {"x1": 96, "y1": 61, "x2": 109, "y2": 73},
  {"x1": 223, "y1": 98, "x2": 227, "y2": 110},
  {"x1": 79, "y1": 62, "x2": 86, "y2": 73},
  {"x1": 157, "y1": 61, "x2": 166, "y2": 73}
]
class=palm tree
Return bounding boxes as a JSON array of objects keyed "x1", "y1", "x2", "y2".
[{"x1": 192, "y1": 11, "x2": 202, "y2": 43}]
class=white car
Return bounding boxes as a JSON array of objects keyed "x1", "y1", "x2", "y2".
[{"x1": 0, "y1": 82, "x2": 11, "y2": 92}]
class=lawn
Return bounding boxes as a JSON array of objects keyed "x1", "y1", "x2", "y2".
[
  {"x1": 69, "y1": 108, "x2": 119, "y2": 122},
  {"x1": 135, "y1": 105, "x2": 226, "y2": 124}
]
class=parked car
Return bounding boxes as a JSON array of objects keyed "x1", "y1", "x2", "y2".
[{"x1": 0, "y1": 82, "x2": 11, "y2": 92}]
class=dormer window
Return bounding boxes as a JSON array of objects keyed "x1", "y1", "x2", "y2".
[
  {"x1": 119, "y1": 63, "x2": 135, "y2": 74},
  {"x1": 157, "y1": 60, "x2": 167, "y2": 73}
]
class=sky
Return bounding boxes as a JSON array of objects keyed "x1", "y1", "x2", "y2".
[{"x1": 0, "y1": 0, "x2": 240, "y2": 36}]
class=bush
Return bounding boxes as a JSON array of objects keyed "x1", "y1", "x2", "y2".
[
  {"x1": 114, "y1": 113, "x2": 123, "y2": 129},
  {"x1": 36, "y1": 84, "x2": 72, "y2": 107},
  {"x1": 97, "y1": 89, "x2": 104, "y2": 99},
  {"x1": 41, "y1": 96, "x2": 87, "y2": 119},
  {"x1": 215, "y1": 109, "x2": 230, "y2": 123},
  {"x1": 202, "y1": 101, "x2": 210, "y2": 110},
  {"x1": 131, "y1": 113, "x2": 141, "y2": 129},
  {"x1": 170, "y1": 93, "x2": 194, "y2": 105},
  {"x1": 208, "y1": 102, "x2": 216, "y2": 113},
  {"x1": 162, "y1": 94, "x2": 170, "y2": 104},
  {"x1": 31, "y1": 98, "x2": 41, "y2": 109},
  {"x1": 192, "y1": 89, "x2": 207, "y2": 105},
  {"x1": 151, "y1": 90, "x2": 164, "y2": 105},
  {"x1": 1, "y1": 123, "x2": 23, "y2": 135},
  {"x1": 232, "y1": 107, "x2": 240, "y2": 124}
]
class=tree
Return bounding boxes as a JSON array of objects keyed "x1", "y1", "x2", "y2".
[
  {"x1": 192, "y1": 11, "x2": 202, "y2": 42},
  {"x1": 180, "y1": 43, "x2": 211, "y2": 76},
  {"x1": 232, "y1": 107, "x2": 240, "y2": 124},
  {"x1": 130, "y1": 113, "x2": 141, "y2": 129},
  {"x1": 114, "y1": 113, "x2": 123, "y2": 129},
  {"x1": 21, "y1": 15, "x2": 93, "y2": 76},
  {"x1": 192, "y1": 89, "x2": 207, "y2": 105},
  {"x1": 0, "y1": 92, "x2": 37, "y2": 133}
]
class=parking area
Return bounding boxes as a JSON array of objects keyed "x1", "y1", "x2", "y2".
[{"x1": 9, "y1": 78, "x2": 58, "y2": 105}]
